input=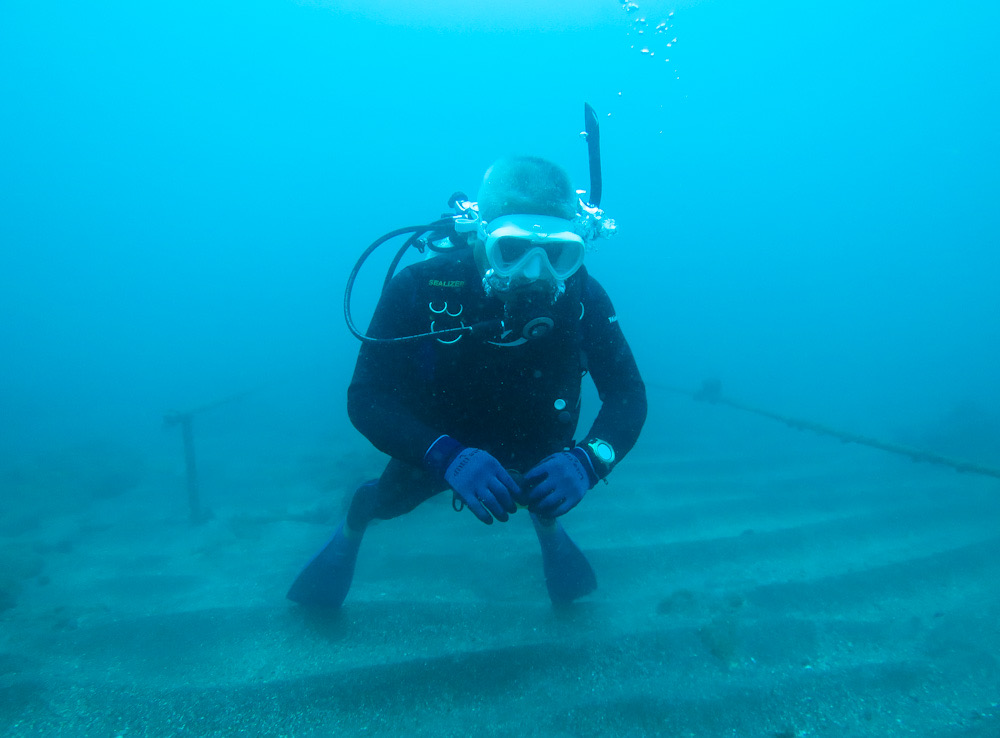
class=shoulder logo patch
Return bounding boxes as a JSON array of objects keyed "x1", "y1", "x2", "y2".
[
  {"x1": 429, "y1": 279, "x2": 465, "y2": 288},
  {"x1": 608, "y1": 314, "x2": 618, "y2": 324}
]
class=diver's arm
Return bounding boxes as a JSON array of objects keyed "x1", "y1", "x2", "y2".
[
  {"x1": 346, "y1": 271, "x2": 444, "y2": 467},
  {"x1": 577, "y1": 277, "x2": 647, "y2": 478}
]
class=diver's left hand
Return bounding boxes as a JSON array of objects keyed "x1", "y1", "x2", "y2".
[{"x1": 524, "y1": 450, "x2": 594, "y2": 518}]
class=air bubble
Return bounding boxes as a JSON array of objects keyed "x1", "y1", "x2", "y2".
[{"x1": 617, "y1": 2, "x2": 680, "y2": 76}]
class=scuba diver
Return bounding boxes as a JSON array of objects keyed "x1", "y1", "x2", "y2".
[{"x1": 287, "y1": 140, "x2": 646, "y2": 607}]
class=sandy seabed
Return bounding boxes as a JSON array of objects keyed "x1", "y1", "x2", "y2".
[{"x1": 2, "y1": 407, "x2": 999, "y2": 737}]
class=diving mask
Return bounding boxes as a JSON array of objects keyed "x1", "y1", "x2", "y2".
[{"x1": 479, "y1": 215, "x2": 586, "y2": 283}]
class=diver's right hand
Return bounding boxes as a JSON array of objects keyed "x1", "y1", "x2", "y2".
[{"x1": 444, "y1": 448, "x2": 519, "y2": 524}]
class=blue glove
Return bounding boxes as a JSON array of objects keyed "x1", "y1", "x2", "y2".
[
  {"x1": 425, "y1": 437, "x2": 519, "y2": 524},
  {"x1": 445, "y1": 448, "x2": 519, "y2": 524},
  {"x1": 524, "y1": 448, "x2": 597, "y2": 518}
]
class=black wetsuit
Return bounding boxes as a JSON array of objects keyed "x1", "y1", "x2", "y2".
[{"x1": 346, "y1": 248, "x2": 646, "y2": 527}]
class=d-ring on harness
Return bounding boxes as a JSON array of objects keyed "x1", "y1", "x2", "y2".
[
  {"x1": 429, "y1": 302, "x2": 464, "y2": 317},
  {"x1": 430, "y1": 301, "x2": 466, "y2": 344}
]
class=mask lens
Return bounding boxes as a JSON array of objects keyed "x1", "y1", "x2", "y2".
[
  {"x1": 544, "y1": 240, "x2": 584, "y2": 276},
  {"x1": 494, "y1": 236, "x2": 534, "y2": 266}
]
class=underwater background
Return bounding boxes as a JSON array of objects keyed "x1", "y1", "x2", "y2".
[{"x1": 2, "y1": 1, "x2": 999, "y2": 735}]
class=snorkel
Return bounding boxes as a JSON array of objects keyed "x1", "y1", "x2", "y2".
[{"x1": 576, "y1": 102, "x2": 617, "y2": 240}]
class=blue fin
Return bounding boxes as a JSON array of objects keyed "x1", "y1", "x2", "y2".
[
  {"x1": 286, "y1": 522, "x2": 360, "y2": 608},
  {"x1": 531, "y1": 514, "x2": 597, "y2": 603}
]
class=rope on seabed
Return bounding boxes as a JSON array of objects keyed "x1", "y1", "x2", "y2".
[{"x1": 664, "y1": 379, "x2": 1000, "y2": 482}]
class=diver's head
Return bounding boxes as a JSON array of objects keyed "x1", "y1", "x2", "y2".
[
  {"x1": 474, "y1": 156, "x2": 585, "y2": 299},
  {"x1": 477, "y1": 156, "x2": 578, "y2": 222}
]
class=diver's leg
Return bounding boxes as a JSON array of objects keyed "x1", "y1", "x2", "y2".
[
  {"x1": 349, "y1": 459, "x2": 446, "y2": 526},
  {"x1": 287, "y1": 460, "x2": 444, "y2": 608},
  {"x1": 531, "y1": 513, "x2": 597, "y2": 604}
]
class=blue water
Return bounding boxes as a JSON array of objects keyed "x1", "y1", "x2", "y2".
[
  {"x1": 3, "y1": 0, "x2": 998, "y2": 458},
  {"x1": 2, "y1": 2, "x2": 999, "y2": 734}
]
